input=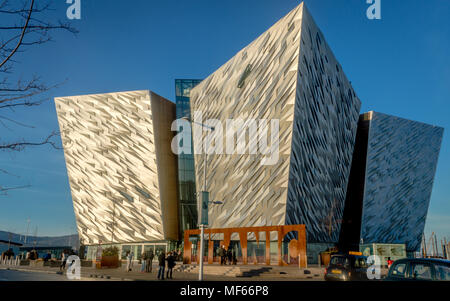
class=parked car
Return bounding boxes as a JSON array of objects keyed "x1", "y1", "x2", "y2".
[
  {"x1": 324, "y1": 252, "x2": 368, "y2": 281},
  {"x1": 385, "y1": 258, "x2": 450, "y2": 281}
]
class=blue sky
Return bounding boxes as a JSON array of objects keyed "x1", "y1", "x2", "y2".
[{"x1": 0, "y1": 0, "x2": 448, "y2": 241}]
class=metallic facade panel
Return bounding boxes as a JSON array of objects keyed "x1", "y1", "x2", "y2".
[
  {"x1": 190, "y1": 3, "x2": 361, "y2": 244},
  {"x1": 55, "y1": 90, "x2": 179, "y2": 245},
  {"x1": 361, "y1": 112, "x2": 444, "y2": 251},
  {"x1": 190, "y1": 3, "x2": 303, "y2": 229},
  {"x1": 285, "y1": 7, "x2": 361, "y2": 243}
]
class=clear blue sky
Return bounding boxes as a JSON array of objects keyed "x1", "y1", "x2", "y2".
[{"x1": 0, "y1": 0, "x2": 448, "y2": 241}]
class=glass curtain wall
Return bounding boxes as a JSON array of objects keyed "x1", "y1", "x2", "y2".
[{"x1": 175, "y1": 79, "x2": 202, "y2": 237}]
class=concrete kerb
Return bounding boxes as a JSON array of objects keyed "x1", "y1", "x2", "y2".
[
  {"x1": 0, "y1": 265, "x2": 131, "y2": 281},
  {"x1": 0, "y1": 266, "x2": 65, "y2": 276},
  {"x1": 0, "y1": 263, "x2": 328, "y2": 281}
]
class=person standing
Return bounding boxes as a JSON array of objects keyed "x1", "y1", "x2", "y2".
[
  {"x1": 227, "y1": 247, "x2": 232, "y2": 265},
  {"x1": 126, "y1": 251, "x2": 133, "y2": 272},
  {"x1": 8, "y1": 249, "x2": 15, "y2": 260},
  {"x1": 221, "y1": 246, "x2": 227, "y2": 265},
  {"x1": 387, "y1": 257, "x2": 394, "y2": 269},
  {"x1": 166, "y1": 251, "x2": 176, "y2": 279},
  {"x1": 218, "y1": 246, "x2": 225, "y2": 265},
  {"x1": 60, "y1": 251, "x2": 67, "y2": 272},
  {"x1": 146, "y1": 250, "x2": 154, "y2": 273},
  {"x1": 157, "y1": 251, "x2": 166, "y2": 280},
  {"x1": 44, "y1": 251, "x2": 51, "y2": 262},
  {"x1": 140, "y1": 252, "x2": 147, "y2": 273}
]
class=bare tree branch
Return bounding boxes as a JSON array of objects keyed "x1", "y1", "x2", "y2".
[
  {"x1": 0, "y1": 168, "x2": 20, "y2": 177},
  {"x1": 0, "y1": 1, "x2": 51, "y2": 14},
  {"x1": 0, "y1": 131, "x2": 62, "y2": 151},
  {"x1": 0, "y1": 114, "x2": 35, "y2": 127},
  {"x1": 0, "y1": 184, "x2": 31, "y2": 196},
  {"x1": 0, "y1": 0, "x2": 34, "y2": 70},
  {"x1": 0, "y1": 0, "x2": 77, "y2": 193}
]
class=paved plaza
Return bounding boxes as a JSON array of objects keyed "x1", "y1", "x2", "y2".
[{"x1": 0, "y1": 262, "x2": 331, "y2": 281}]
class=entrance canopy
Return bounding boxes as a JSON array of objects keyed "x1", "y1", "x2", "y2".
[{"x1": 183, "y1": 225, "x2": 307, "y2": 268}]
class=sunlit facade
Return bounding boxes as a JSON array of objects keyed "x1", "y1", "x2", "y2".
[
  {"x1": 190, "y1": 3, "x2": 361, "y2": 247},
  {"x1": 54, "y1": 3, "x2": 444, "y2": 264},
  {"x1": 55, "y1": 90, "x2": 179, "y2": 260}
]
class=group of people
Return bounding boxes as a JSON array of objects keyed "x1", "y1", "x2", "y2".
[
  {"x1": 217, "y1": 245, "x2": 237, "y2": 265},
  {"x1": 124, "y1": 250, "x2": 178, "y2": 280},
  {"x1": 126, "y1": 250, "x2": 155, "y2": 273},
  {"x1": 157, "y1": 251, "x2": 177, "y2": 280},
  {"x1": 125, "y1": 250, "x2": 156, "y2": 273}
]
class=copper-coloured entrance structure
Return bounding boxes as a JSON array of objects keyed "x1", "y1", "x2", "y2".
[{"x1": 183, "y1": 225, "x2": 307, "y2": 268}]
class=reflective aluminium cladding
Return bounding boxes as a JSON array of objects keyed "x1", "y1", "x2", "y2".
[
  {"x1": 55, "y1": 90, "x2": 179, "y2": 245},
  {"x1": 190, "y1": 3, "x2": 361, "y2": 243},
  {"x1": 175, "y1": 79, "x2": 202, "y2": 234},
  {"x1": 360, "y1": 112, "x2": 443, "y2": 252}
]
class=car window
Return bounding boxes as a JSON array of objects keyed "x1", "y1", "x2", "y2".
[
  {"x1": 411, "y1": 263, "x2": 433, "y2": 280},
  {"x1": 391, "y1": 263, "x2": 407, "y2": 277},
  {"x1": 330, "y1": 256, "x2": 349, "y2": 266},
  {"x1": 436, "y1": 265, "x2": 450, "y2": 281},
  {"x1": 354, "y1": 257, "x2": 367, "y2": 268}
]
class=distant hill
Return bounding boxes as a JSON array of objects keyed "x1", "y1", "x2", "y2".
[{"x1": 0, "y1": 230, "x2": 79, "y2": 249}]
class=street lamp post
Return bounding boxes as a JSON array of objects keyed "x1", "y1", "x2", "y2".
[
  {"x1": 199, "y1": 220, "x2": 205, "y2": 281},
  {"x1": 181, "y1": 117, "x2": 216, "y2": 281}
]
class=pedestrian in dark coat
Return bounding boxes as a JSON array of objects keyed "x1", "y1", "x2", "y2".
[
  {"x1": 232, "y1": 248, "x2": 237, "y2": 265},
  {"x1": 227, "y1": 248, "x2": 232, "y2": 265},
  {"x1": 141, "y1": 252, "x2": 148, "y2": 273},
  {"x1": 157, "y1": 251, "x2": 166, "y2": 280},
  {"x1": 218, "y1": 246, "x2": 226, "y2": 265},
  {"x1": 146, "y1": 250, "x2": 154, "y2": 273},
  {"x1": 166, "y1": 251, "x2": 176, "y2": 279}
]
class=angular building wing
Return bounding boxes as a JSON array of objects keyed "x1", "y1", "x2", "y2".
[
  {"x1": 190, "y1": 3, "x2": 361, "y2": 243},
  {"x1": 55, "y1": 90, "x2": 179, "y2": 245},
  {"x1": 360, "y1": 112, "x2": 443, "y2": 251},
  {"x1": 285, "y1": 5, "x2": 362, "y2": 243}
]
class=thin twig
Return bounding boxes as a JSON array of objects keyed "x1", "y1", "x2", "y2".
[{"x1": 0, "y1": 0, "x2": 34, "y2": 69}]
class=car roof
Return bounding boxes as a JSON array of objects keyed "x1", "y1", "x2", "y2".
[
  {"x1": 331, "y1": 253, "x2": 367, "y2": 259},
  {"x1": 394, "y1": 258, "x2": 450, "y2": 265}
]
